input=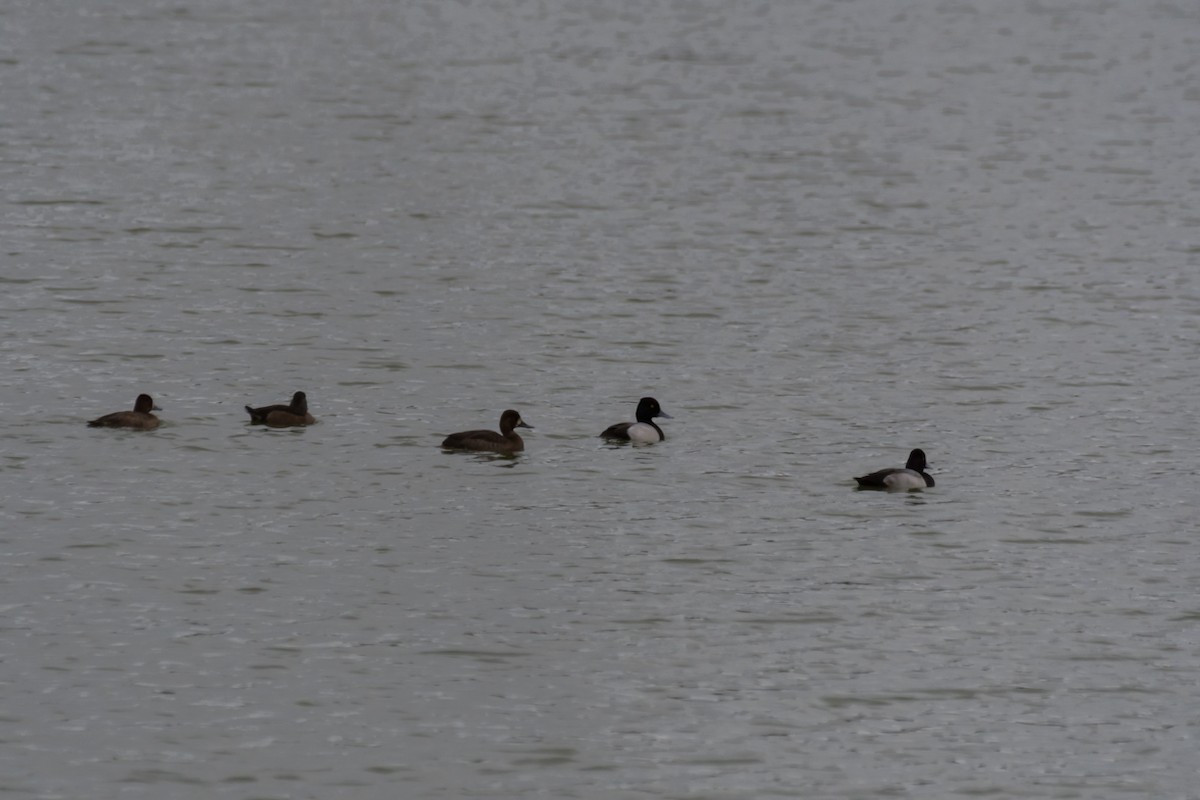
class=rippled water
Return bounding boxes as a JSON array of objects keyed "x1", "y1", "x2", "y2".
[{"x1": 3, "y1": 1, "x2": 1200, "y2": 797}]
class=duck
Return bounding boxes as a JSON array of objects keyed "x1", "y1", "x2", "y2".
[
  {"x1": 854, "y1": 448, "x2": 934, "y2": 490},
  {"x1": 87, "y1": 394, "x2": 161, "y2": 430},
  {"x1": 599, "y1": 397, "x2": 672, "y2": 444},
  {"x1": 441, "y1": 409, "x2": 532, "y2": 454},
  {"x1": 245, "y1": 391, "x2": 315, "y2": 427}
]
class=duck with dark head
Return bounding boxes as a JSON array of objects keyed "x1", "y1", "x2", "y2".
[
  {"x1": 245, "y1": 391, "x2": 316, "y2": 427},
  {"x1": 599, "y1": 397, "x2": 671, "y2": 444},
  {"x1": 854, "y1": 448, "x2": 934, "y2": 491},
  {"x1": 441, "y1": 409, "x2": 532, "y2": 455},
  {"x1": 88, "y1": 394, "x2": 161, "y2": 431}
]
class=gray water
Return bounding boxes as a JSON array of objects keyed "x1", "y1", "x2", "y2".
[{"x1": 3, "y1": 1, "x2": 1200, "y2": 798}]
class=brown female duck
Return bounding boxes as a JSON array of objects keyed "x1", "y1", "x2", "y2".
[
  {"x1": 87, "y1": 394, "x2": 161, "y2": 431},
  {"x1": 441, "y1": 409, "x2": 532, "y2": 454},
  {"x1": 245, "y1": 391, "x2": 316, "y2": 427}
]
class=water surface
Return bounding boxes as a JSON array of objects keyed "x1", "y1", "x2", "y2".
[{"x1": 2, "y1": 1, "x2": 1200, "y2": 797}]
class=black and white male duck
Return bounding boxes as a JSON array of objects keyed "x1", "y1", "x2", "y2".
[
  {"x1": 599, "y1": 397, "x2": 671, "y2": 444},
  {"x1": 854, "y1": 448, "x2": 934, "y2": 490}
]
